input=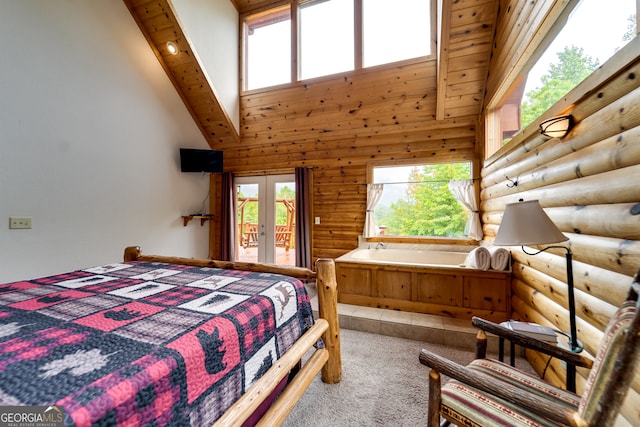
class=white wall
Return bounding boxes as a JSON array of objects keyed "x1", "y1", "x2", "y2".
[
  {"x1": 172, "y1": 0, "x2": 240, "y2": 133},
  {"x1": 0, "y1": 0, "x2": 213, "y2": 282}
]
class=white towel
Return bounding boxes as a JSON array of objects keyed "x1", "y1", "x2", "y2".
[
  {"x1": 488, "y1": 246, "x2": 510, "y2": 271},
  {"x1": 465, "y1": 247, "x2": 491, "y2": 271}
]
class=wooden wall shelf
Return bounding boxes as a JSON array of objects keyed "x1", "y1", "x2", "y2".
[{"x1": 182, "y1": 215, "x2": 214, "y2": 226}]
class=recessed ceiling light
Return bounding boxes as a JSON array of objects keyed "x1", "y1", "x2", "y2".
[{"x1": 166, "y1": 41, "x2": 179, "y2": 55}]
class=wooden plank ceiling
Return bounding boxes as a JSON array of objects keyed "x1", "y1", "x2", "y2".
[{"x1": 124, "y1": 0, "x2": 499, "y2": 147}]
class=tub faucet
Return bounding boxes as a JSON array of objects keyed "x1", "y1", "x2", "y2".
[{"x1": 375, "y1": 242, "x2": 386, "y2": 249}]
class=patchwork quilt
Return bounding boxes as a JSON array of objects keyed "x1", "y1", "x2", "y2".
[{"x1": 0, "y1": 261, "x2": 315, "y2": 426}]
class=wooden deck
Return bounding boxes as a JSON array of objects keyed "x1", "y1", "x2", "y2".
[{"x1": 236, "y1": 246, "x2": 295, "y2": 266}]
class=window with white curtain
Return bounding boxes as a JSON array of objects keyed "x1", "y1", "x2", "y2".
[{"x1": 369, "y1": 162, "x2": 472, "y2": 238}]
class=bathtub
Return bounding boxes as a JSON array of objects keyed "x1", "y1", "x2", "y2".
[
  {"x1": 335, "y1": 245, "x2": 512, "y2": 322},
  {"x1": 336, "y1": 247, "x2": 469, "y2": 268}
]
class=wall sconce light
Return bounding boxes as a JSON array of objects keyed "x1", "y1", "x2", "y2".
[
  {"x1": 539, "y1": 115, "x2": 573, "y2": 138},
  {"x1": 166, "y1": 41, "x2": 179, "y2": 55}
]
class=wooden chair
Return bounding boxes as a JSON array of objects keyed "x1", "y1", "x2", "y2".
[
  {"x1": 275, "y1": 224, "x2": 292, "y2": 251},
  {"x1": 419, "y1": 270, "x2": 640, "y2": 427},
  {"x1": 241, "y1": 223, "x2": 259, "y2": 248}
]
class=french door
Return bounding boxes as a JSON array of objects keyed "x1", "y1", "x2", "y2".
[{"x1": 235, "y1": 175, "x2": 295, "y2": 266}]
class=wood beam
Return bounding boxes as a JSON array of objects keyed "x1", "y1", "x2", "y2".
[{"x1": 123, "y1": 0, "x2": 239, "y2": 147}]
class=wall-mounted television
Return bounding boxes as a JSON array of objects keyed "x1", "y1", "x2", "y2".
[{"x1": 179, "y1": 148, "x2": 223, "y2": 173}]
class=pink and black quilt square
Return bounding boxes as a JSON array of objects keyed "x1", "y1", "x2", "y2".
[
  {"x1": 141, "y1": 285, "x2": 211, "y2": 306},
  {"x1": 275, "y1": 318, "x2": 303, "y2": 355},
  {"x1": 188, "y1": 368, "x2": 243, "y2": 426},
  {"x1": 221, "y1": 278, "x2": 279, "y2": 295},
  {"x1": 83, "y1": 263, "x2": 136, "y2": 276},
  {"x1": 152, "y1": 271, "x2": 216, "y2": 286},
  {"x1": 0, "y1": 284, "x2": 62, "y2": 306},
  {"x1": 0, "y1": 281, "x2": 41, "y2": 294},
  {"x1": 216, "y1": 268, "x2": 253, "y2": 279},
  {"x1": 82, "y1": 278, "x2": 144, "y2": 294},
  {"x1": 27, "y1": 270, "x2": 94, "y2": 287},
  {"x1": 39, "y1": 295, "x2": 126, "y2": 321},
  {"x1": 96, "y1": 262, "x2": 156, "y2": 278},
  {"x1": 0, "y1": 323, "x2": 90, "y2": 372},
  {"x1": 230, "y1": 296, "x2": 276, "y2": 356},
  {"x1": 9, "y1": 290, "x2": 93, "y2": 311},
  {"x1": 58, "y1": 352, "x2": 183, "y2": 427},
  {"x1": 114, "y1": 309, "x2": 211, "y2": 345},
  {"x1": 73, "y1": 301, "x2": 165, "y2": 332},
  {"x1": 166, "y1": 316, "x2": 242, "y2": 404}
]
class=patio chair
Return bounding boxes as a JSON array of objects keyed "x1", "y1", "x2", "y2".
[{"x1": 419, "y1": 269, "x2": 640, "y2": 426}]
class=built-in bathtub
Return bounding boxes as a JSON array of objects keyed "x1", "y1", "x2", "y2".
[
  {"x1": 335, "y1": 244, "x2": 512, "y2": 322},
  {"x1": 336, "y1": 247, "x2": 469, "y2": 268}
]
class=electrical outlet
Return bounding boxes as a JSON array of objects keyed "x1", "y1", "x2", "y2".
[{"x1": 9, "y1": 217, "x2": 32, "y2": 229}]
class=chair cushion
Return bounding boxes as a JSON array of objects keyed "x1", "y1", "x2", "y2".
[
  {"x1": 441, "y1": 380, "x2": 562, "y2": 427},
  {"x1": 468, "y1": 358, "x2": 580, "y2": 409},
  {"x1": 438, "y1": 359, "x2": 580, "y2": 427}
]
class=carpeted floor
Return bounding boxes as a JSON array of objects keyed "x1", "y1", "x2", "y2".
[{"x1": 283, "y1": 328, "x2": 534, "y2": 427}]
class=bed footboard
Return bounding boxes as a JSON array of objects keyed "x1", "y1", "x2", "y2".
[{"x1": 123, "y1": 246, "x2": 342, "y2": 426}]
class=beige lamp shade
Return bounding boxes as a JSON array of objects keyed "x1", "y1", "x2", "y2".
[{"x1": 493, "y1": 200, "x2": 568, "y2": 246}]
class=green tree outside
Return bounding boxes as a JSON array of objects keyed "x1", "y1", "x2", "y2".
[
  {"x1": 376, "y1": 163, "x2": 471, "y2": 237},
  {"x1": 521, "y1": 45, "x2": 599, "y2": 129}
]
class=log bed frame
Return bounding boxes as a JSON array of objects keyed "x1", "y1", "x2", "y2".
[{"x1": 123, "y1": 246, "x2": 342, "y2": 427}]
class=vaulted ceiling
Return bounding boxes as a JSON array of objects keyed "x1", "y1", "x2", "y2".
[{"x1": 123, "y1": 0, "x2": 499, "y2": 149}]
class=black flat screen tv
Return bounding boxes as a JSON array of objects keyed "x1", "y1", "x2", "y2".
[{"x1": 179, "y1": 148, "x2": 223, "y2": 173}]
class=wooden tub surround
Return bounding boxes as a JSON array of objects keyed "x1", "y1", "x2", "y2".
[{"x1": 335, "y1": 246, "x2": 512, "y2": 322}]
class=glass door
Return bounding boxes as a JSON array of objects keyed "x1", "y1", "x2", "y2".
[{"x1": 235, "y1": 175, "x2": 295, "y2": 266}]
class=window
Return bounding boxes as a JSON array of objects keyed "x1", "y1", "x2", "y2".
[
  {"x1": 489, "y1": 0, "x2": 636, "y2": 152},
  {"x1": 362, "y1": 0, "x2": 431, "y2": 67},
  {"x1": 243, "y1": 0, "x2": 433, "y2": 91},
  {"x1": 245, "y1": 7, "x2": 292, "y2": 90},
  {"x1": 300, "y1": 0, "x2": 354, "y2": 79},
  {"x1": 369, "y1": 162, "x2": 472, "y2": 238}
]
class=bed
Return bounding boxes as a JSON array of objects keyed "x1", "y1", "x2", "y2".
[{"x1": 0, "y1": 246, "x2": 341, "y2": 426}]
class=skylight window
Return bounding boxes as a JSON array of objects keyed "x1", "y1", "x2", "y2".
[
  {"x1": 245, "y1": 7, "x2": 291, "y2": 90},
  {"x1": 300, "y1": 0, "x2": 354, "y2": 80},
  {"x1": 243, "y1": 0, "x2": 433, "y2": 91},
  {"x1": 362, "y1": 0, "x2": 431, "y2": 67}
]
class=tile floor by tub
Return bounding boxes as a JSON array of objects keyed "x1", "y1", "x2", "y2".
[{"x1": 306, "y1": 283, "x2": 507, "y2": 354}]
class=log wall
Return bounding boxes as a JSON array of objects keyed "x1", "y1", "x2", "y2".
[{"x1": 482, "y1": 1, "x2": 640, "y2": 424}]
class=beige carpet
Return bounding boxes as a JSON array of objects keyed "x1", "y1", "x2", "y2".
[{"x1": 284, "y1": 328, "x2": 534, "y2": 427}]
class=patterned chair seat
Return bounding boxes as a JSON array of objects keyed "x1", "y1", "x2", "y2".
[{"x1": 440, "y1": 358, "x2": 581, "y2": 427}]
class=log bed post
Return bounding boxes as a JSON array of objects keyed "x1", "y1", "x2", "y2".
[
  {"x1": 316, "y1": 258, "x2": 342, "y2": 384},
  {"x1": 123, "y1": 245, "x2": 141, "y2": 262}
]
